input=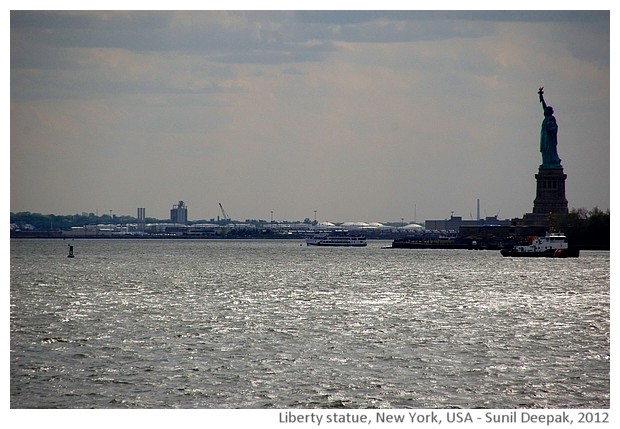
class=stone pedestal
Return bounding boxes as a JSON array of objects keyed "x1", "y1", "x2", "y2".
[{"x1": 532, "y1": 167, "x2": 568, "y2": 215}]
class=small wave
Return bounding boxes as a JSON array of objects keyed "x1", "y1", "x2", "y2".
[{"x1": 40, "y1": 337, "x2": 69, "y2": 344}]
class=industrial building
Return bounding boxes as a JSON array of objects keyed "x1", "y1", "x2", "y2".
[{"x1": 170, "y1": 201, "x2": 188, "y2": 225}]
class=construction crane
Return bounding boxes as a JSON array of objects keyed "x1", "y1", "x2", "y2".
[{"x1": 219, "y1": 203, "x2": 230, "y2": 222}]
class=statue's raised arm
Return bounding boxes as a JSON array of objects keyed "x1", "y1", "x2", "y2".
[
  {"x1": 538, "y1": 87, "x2": 548, "y2": 111},
  {"x1": 537, "y1": 87, "x2": 562, "y2": 168}
]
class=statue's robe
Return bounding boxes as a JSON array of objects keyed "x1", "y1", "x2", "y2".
[{"x1": 540, "y1": 114, "x2": 561, "y2": 168}]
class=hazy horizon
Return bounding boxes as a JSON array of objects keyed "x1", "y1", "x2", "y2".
[{"x1": 10, "y1": 9, "x2": 610, "y2": 224}]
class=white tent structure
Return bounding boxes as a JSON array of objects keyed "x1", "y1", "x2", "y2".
[
  {"x1": 341, "y1": 222, "x2": 369, "y2": 229},
  {"x1": 340, "y1": 221, "x2": 387, "y2": 230},
  {"x1": 367, "y1": 222, "x2": 386, "y2": 229},
  {"x1": 399, "y1": 223, "x2": 424, "y2": 230}
]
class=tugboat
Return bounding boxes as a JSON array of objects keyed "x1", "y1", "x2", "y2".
[{"x1": 500, "y1": 232, "x2": 579, "y2": 258}]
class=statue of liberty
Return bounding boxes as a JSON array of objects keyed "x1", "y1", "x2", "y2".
[{"x1": 538, "y1": 87, "x2": 562, "y2": 168}]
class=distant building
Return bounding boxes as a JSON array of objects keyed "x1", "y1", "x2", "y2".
[
  {"x1": 170, "y1": 201, "x2": 188, "y2": 224},
  {"x1": 137, "y1": 207, "x2": 146, "y2": 231},
  {"x1": 424, "y1": 216, "x2": 511, "y2": 231},
  {"x1": 424, "y1": 215, "x2": 511, "y2": 231},
  {"x1": 425, "y1": 216, "x2": 463, "y2": 231}
]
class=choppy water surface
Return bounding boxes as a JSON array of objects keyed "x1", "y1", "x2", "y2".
[{"x1": 10, "y1": 239, "x2": 609, "y2": 408}]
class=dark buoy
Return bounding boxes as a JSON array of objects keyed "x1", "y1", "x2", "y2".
[{"x1": 67, "y1": 244, "x2": 75, "y2": 258}]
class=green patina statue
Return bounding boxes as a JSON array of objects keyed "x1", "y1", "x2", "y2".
[{"x1": 538, "y1": 87, "x2": 562, "y2": 168}]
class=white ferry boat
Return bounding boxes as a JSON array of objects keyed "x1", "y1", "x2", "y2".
[
  {"x1": 500, "y1": 232, "x2": 579, "y2": 258},
  {"x1": 306, "y1": 231, "x2": 367, "y2": 247}
]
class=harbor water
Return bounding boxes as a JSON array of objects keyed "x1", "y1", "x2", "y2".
[{"x1": 10, "y1": 239, "x2": 610, "y2": 409}]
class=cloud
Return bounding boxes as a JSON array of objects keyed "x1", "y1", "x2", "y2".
[{"x1": 10, "y1": 11, "x2": 609, "y2": 221}]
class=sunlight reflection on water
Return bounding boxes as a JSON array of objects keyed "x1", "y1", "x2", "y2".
[{"x1": 10, "y1": 239, "x2": 609, "y2": 408}]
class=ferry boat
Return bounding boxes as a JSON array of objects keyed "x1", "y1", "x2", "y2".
[
  {"x1": 306, "y1": 231, "x2": 367, "y2": 247},
  {"x1": 500, "y1": 232, "x2": 579, "y2": 258}
]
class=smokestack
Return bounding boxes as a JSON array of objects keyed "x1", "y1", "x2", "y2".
[{"x1": 477, "y1": 199, "x2": 480, "y2": 221}]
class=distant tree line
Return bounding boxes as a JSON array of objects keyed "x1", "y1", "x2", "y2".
[
  {"x1": 9, "y1": 212, "x2": 296, "y2": 230},
  {"x1": 9, "y1": 212, "x2": 160, "y2": 231},
  {"x1": 550, "y1": 207, "x2": 610, "y2": 250}
]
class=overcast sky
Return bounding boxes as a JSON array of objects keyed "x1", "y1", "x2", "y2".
[{"x1": 10, "y1": 9, "x2": 610, "y2": 223}]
